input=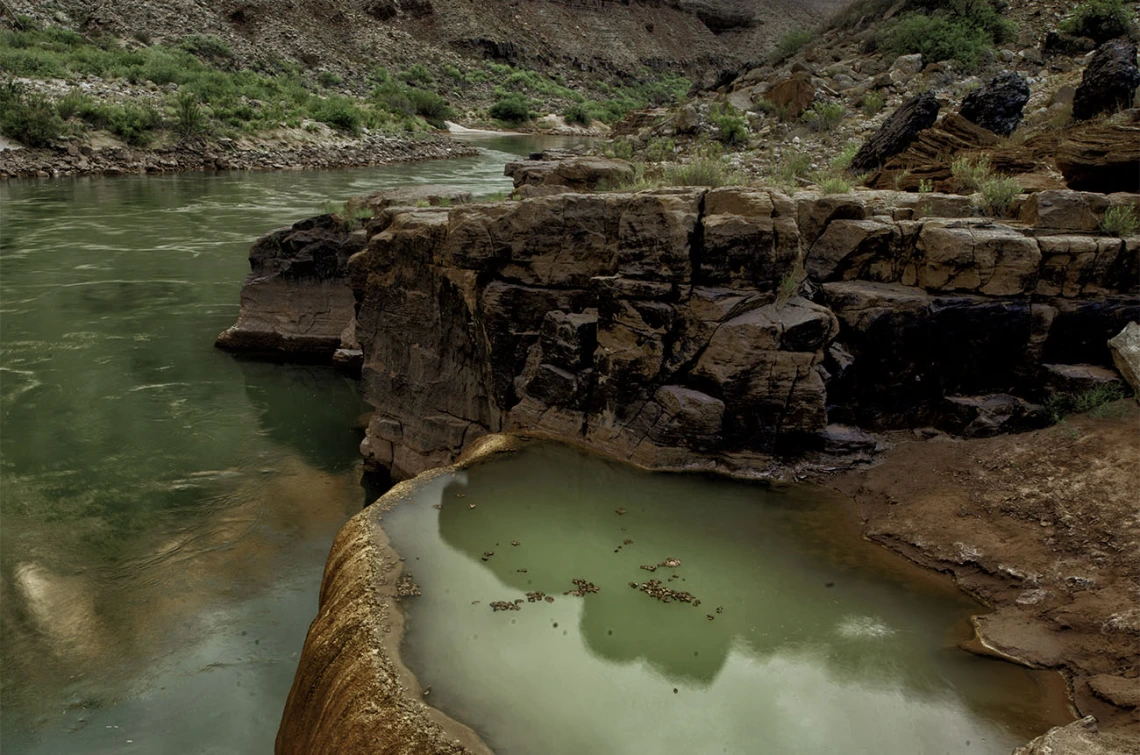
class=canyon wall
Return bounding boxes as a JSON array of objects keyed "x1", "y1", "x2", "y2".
[{"x1": 321, "y1": 186, "x2": 1136, "y2": 480}]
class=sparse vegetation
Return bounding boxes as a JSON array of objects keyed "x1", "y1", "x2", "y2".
[
  {"x1": 881, "y1": 0, "x2": 1017, "y2": 69},
  {"x1": 1100, "y1": 205, "x2": 1140, "y2": 237},
  {"x1": 645, "y1": 137, "x2": 675, "y2": 162},
  {"x1": 1060, "y1": 0, "x2": 1136, "y2": 43},
  {"x1": 975, "y1": 175, "x2": 1022, "y2": 217},
  {"x1": 756, "y1": 98, "x2": 792, "y2": 122},
  {"x1": 862, "y1": 91, "x2": 885, "y2": 117},
  {"x1": 173, "y1": 91, "x2": 206, "y2": 139},
  {"x1": 950, "y1": 154, "x2": 993, "y2": 192},
  {"x1": 802, "y1": 101, "x2": 845, "y2": 132},
  {"x1": 768, "y1": 151, "x2": 814, "y2": 192},
  {"x1": 772, "y1": 29, "x2": 813, "y2": 63},
  {"x1": 562, "y1": 103, "x2": 592, "y2": 126},
  {"x1": 1046, "y1": 383, "x2": 1130, "y2": 423},
  {"x1": 662, "y1": 151, "x2": 744, "y2": 187}
]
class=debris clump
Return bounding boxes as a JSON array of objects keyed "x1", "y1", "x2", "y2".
[
  {"x1": 396, "y1": 574, "x2": 422, "y2": 597},
  {"x1": 633, "y1": 579, "x2": 697, "y2": 605}
]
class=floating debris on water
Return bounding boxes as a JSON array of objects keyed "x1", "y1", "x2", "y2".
[
  {"x1": 481, "y1": 551, "x2": 495, "y2": 561},
  {"x1": 615, "y1": 507, "x2": 627, "y2": 515},
  {"x1": 640, "y1": 564, "x2": 657, "y2": 572},
  {"x1": 707, "y1": 614, "x2": 715, "y2": 621},
  {"x1": 623, "y1": 539, "x2": 633, "y2": 545},
  {"x1": 660, "y1": 557, "x2": 681, "y2": 568},
  {"x1": 544, "y1": 595, "x2": 554, "y2": 603},
  {"x1": 633, "y1": 579, "x2": 697, "y2": 605},
  {"x1": 490, "y1": 601, "x2": 520, "y2": 612},
  {"x1": 432, "y1": 504, "x2": 442, "y2": 510},
  {"x1": 716, "y1": 606, "x2": 723, "y2": 614},
  {"x1": 423, "y1": 686, "x2": 432, "y2": 697},
  {"x1": 567, "y1": 578, "x2": 599, "y2": 596},
  {"x1": 525, "y1": 591, "x2": 547, "y2": 603},
  {"x1": 396, "y1": 574, "x2": 421, "y2": 597},
  {"x1": 471, "y1": 600, "x2": 480, "y2": 605},
  {"x1": 517, "y1": 568, "x2": 528, "y2": 573},
  {"x1": 468, "y1": 503, "x2": 477, "y2": 509},
  {"x1": 511, "y1": 540, "x2": 520, "y2": 546}
]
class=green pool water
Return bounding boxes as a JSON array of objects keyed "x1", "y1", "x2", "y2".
[{"x1": 382, "y1": 443, "x2": 1071, "y2": 755}]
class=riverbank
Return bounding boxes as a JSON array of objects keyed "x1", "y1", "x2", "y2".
[{"x1": 0, "y1": 130, "x2": 478, "y2": 179}]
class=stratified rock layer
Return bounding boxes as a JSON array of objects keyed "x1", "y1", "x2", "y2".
[{"x1": 341, "y1": 187, "x2": 1138, "y2": 480}]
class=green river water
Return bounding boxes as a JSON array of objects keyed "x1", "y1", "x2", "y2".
[
  {"x1": 1, "y1": 134, "x2": 1069, "y2": 754},
  {"x1": 0, "y1": 134, "x2": 560, "y2": 754}
]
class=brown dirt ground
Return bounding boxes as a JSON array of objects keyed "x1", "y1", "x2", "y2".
[{"x1": 833, "y1": 400, "x2": 1140, "y2": 735}]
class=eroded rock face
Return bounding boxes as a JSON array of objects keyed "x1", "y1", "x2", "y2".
[
  {"x1": 1108, "y1": 322, "x2": 1140, "y2": 395},
  {"x1": 338, "y1": 187, "x2": 1140, "y2": 479},
  {"x1": 215, "y1": 214, "x2": 365, "y2": 361}
]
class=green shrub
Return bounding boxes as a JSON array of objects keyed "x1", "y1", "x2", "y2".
[
  {"x1": 663, "y1": 155, "x2": 743, "y2": 187},
  {"x1": 488, "y1": 93, "x2": 533, "y2": 125},
  {"x1": 819, "y1": 175, "x2": 853, "y2": 193},
  {"x1": 1060, "y1": 0, "x2": 1136, "y2": 43},
  {"x1": 179, "y1": 34, "x2": 233, "y2": 63},
  {"x1": 317, "y1": 71, "x2": 344, "y2": 88},
  {"x1": 0, "y1": 47, "x2": 70, "y2": 78},
  {"x1": 173, "y1": 91, "x2": 206, "y2": 139},
  {"x1": 1046, "y1": 383, "x2": 1130, "y2": 423},
  {"x1": 311, "y1": 95, "x2": 363, "y2": 133},
  {"x1": 55, "y1": 90, "x2": 88, "y2": 120},
  {"x1": 773, "y1": 29, "x2": 812, "y2": 62},
  {"x1": 802, "y1": 101, "x2": 846, "y2": 131},
  {"x1": 601, "y1": 138, "x2": 635, "y2": 160},
  {"x1": 882, "y1": 0, "x2": 1016, "y2": 69},
  {"x1": 563, "y1": 103, "x2": 592, "y2": 126},
  {"x1": 402, "y1": 64, "x2": 434, "y2": 87},
  {"x1": 0, "y1": 82, "x2": 63, "y2": 147},
  {"x1": 950, "y1": 154, "x2": 992, "y2": 192},
  {"x1": 405, "y1": 88, "x2": 453, "y2": 128},
  {"x1": 645, "y1": 137, "x2": 675, "y2": 162},
  {"x1": 862, "y1": 90, "x2": 885, "y2": 117},
  {"x1": 443, "y1": 64, "x2": 466, "y2": 84},
  {"x1": 711, "y1": 105, "x2": 748, "y2": 145},
  {"x1": 107, "y1": 103, "x2": 161, "y2": 145},
  {"x1": 831, "y1": 143, "x2": 860, "y2": 171},
  {"x1": 1100, "y1": 205, "x2": 1139, "y2": 237},
  {"x1": 975, "y1": 175, "x2": 1021, "y2": 216}
]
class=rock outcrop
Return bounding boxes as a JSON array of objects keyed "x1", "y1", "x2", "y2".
[
  {"x1": 959, "y1": 71, "x2": 1030, "y2": 137},
  {"x1": 1056, "y1": 122, "x2": 1140, "y2": 193},
  {"x1": 1108, "y1": 322, "x2": 1140, "y2": 394},
  {"x1": 330, "y1": 187, "x2": 1138, "y2": 480},
  {"x1": 849, "y1": 93, "x2": 941, "y2": 175},
  {"x1": 215, "y1": 214, "x2": 366, "y2": 361},
  {"x1": 1072, "y1": 39, "x2": 1140, "y2": 121}
]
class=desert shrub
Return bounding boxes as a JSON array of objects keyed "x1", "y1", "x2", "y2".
[
  {"x1": 405, "y1": 88, "x2": 453, "y2": 127},
  {"x1": 950, "y1": 154, "x2": 992, "y2": 192},
  {"x1": 645, "y1": 137, "x2": 675, "y2": 162},
  {"x1": 310, "y1": 95, "x2": 363, "y2": 133},
  {"x1": 402, "y1": 64, "x2": 434, "y2": 86},
  {"x1": 862, "y1": 90, "x2": 885, "y2": 116},
  {"x1": 0, "y1": 82, "x2": 63, "y2": 146},
  {"x1": 317, "y1": 71, "x2": 344, "y2": 88},
  {"x1": 802, "y1": 101, "x2": 846, "y2": 131},
  {"x1": 488, "y1": 93, "x2": 533, "y2": 125},
  {"x1": 54, "y1": 90, "x2": 88, "y2": 120},
  {"x1": 756, "y1": 97, "x2": 792, "y2": 122},
  {"x1": 831, "y1": 143, "x2": 860, "y2": 171},
  {"x1": 563, "y1": 102, "x2": 592, "y2": 126},
  {"x1": 882, "y1": 0, "x2": 1016, "y2": 69},
  {"x1": 443, "y1": 64, "x2": 466, "y2": 84},
  {"x1": 975, "y1": 175, "x2": 1021, "y2": 216},
  {"x1": 819, "y1": 175, "x2": 853, "y2": 193},
  {"x1": 173, "y1": 91, "x2": 206, "y2": 139},
  {"x1": 1060, "y1": 0, "x2": 1136, "y2": 43},
  {"x1": 772, "y1": 29, "x2": 812, "y2": 62},
  {"x1": 663, "y1": 154, "x2": 743, "y2": 187},
  {"x1": 179, "y1": 34, "x2": 233, "y2": 63},
  {"x1": 711, "y1": 105, "x2": 748, "y2": 145},
  {"x1": 107, "y1": 103, "x2": 161, "y2": 145},
  {"x1": 1046, "y1": 383, "x2": 1130, "y2": 423},
  {"x1": 1100, "y1": 205, "x2": 1140, "y2": 237}
]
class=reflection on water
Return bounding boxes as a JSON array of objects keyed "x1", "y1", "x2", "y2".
[
  {"x1": 0, "y1": 134, "x2": 572, "y2": 754},
  {"x1": 385, "y1": 444, "x2": 1071, "y2": 755}
]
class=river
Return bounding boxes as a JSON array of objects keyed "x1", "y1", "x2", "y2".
[{"x1": 0, "y1": 133, "x2": 572, "y2": 754}]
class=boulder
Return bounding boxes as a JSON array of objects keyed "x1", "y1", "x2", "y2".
[
  {"x1": 917, "y1": 222, "x2": 1041, "y2": 296},
  {"x1": 891, "y1": 53, "x2": 924, "y2": 77},
  {"x1": 1013, "y1": 716, "x2": 1140, "y2": 755},
  {"x1": 819, "y1": 424, "x2": 877, "y2": 454},
  {"x1": 937, "y1": 394, "x2": 1048, "y2": 438},
  {"x1": 1056, "y1": 123, "x2": 1140, "y2": 193},
  {"x1": 215, "y1": 214, "x2": 365, "y2": 360},
  {"x1": 1019, "y1": 190, "x2": 1109, "y2": 232},
  {"x1": 1042, "y1": 31, "x2": 1097, "y2": 57},
  {"x1": 850, "y1": 92, "x2": 941, "y2": 174},
  {"x1": 1072, "y1": 39, "x2": 1140, "y2": 121},
  {"x1": 763, "y1": 72, "x2": 815, "y2": 119},
  {"x1": 675, "y1": 103, "x2": 701, "y2": 135},
  {"x1": 1108, "y1": 322, "x2": 1140, "y2": 395},
  {"x1": 505, "y1": 155, "x2": 634, "y2": 191},
  {"x1": 959, "y1": 71, "x2": 1030, "y2": 136},
  {"x1": 357, "y1": 184, "x2": 472, "y2": 211},
  {"x1": 1039, "y1": 363, "x2": 1124, "y2": 397}
]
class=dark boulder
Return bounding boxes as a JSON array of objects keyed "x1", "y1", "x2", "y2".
[
  {"x1": 936, "y1": 394, "x2": 1048, "y2": 438},
  {"x1": 1043, "y1": 30, "x2": 1097, "y2": 57},
  {"x1": 959, "y1": 72, "x2": 1030, "y2": 136},
  {"x1": 850, "y1": 92, "x2": 940, "y2": 175},
  {"x1": 1072, "y1": 39, "x2": 1140, "y2": 121}
]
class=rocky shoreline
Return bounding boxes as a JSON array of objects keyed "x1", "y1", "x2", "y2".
[{"x1": 0, "y1": 132, "x2": 478, "y2": 179}]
